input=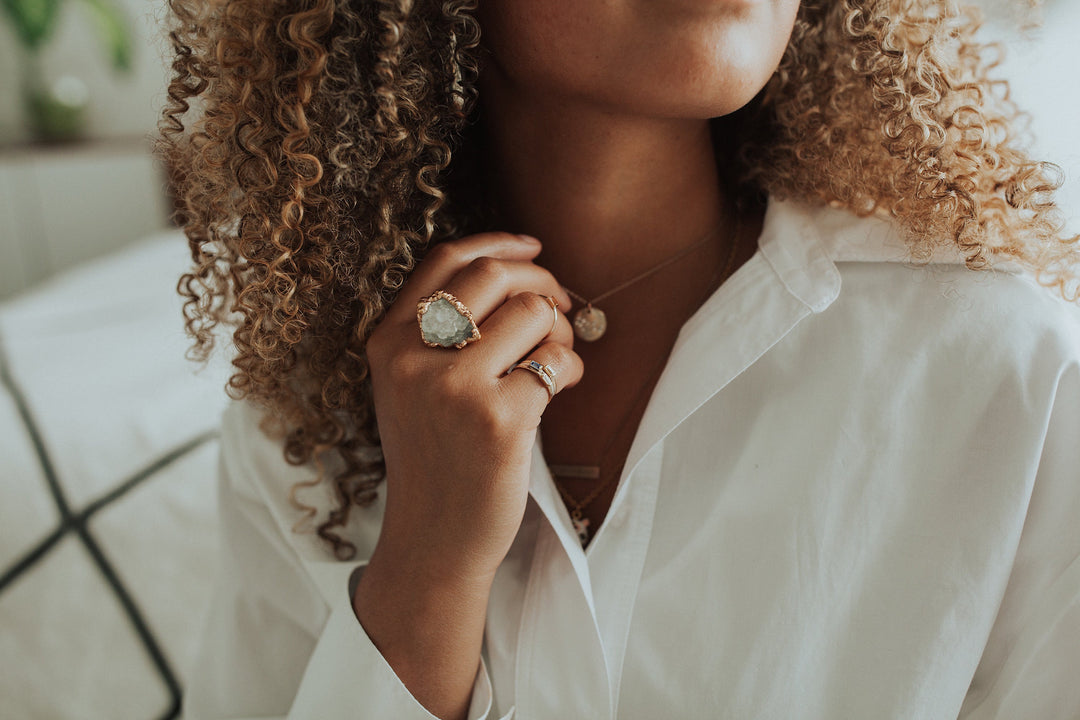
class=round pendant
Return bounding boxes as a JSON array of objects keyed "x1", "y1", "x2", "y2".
[{"x1": 572, "y1": 305, "x2": 607, "y2": 342}]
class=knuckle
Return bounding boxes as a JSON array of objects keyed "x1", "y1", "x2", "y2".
[
  {"x1": 512, "y1": 291, "x2": 549, "y2": 318},
  {"x1": 546, "y1": 344, "x2": 584, "y2": 387},
  {"x1": 468, "y1": 255, "x2": 506, "y2": 284},
  {"x1": 536, "y1": 266, "x2": 560, "y2": 288},
  {"x1": 546, "y1": 342, "x2": 575, "y2": 368},
  {"x1": 432, "y1": 372, "x2": 460, "y2": 402},
  {"x1": 442, "y1": 376, "x2": 511, "y2": 429},
  {"x1": 384, "y1": 350, "x2": 420, "y2": 382},
  {"x1": 424, "y1": 241, "x2": 461, "y2": 267},
  {"x1": 435, "y1": 366, "x2": 479, "y2": 404},
  {"x1": 483, "y1": 390, "x2": 521, "y2": 431},
  {"x1": 478, "y1": 400, "x2": 513, "y2": 433},
  {"x1": 553, "y1": 351, "x2": 582, "y2": 387}
]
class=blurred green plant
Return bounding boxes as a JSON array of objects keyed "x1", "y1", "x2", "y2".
[
  {"x1": 1, "y1": 0, "x2": 133, "y2": 141},
  {"x1": 1, "y1": 0, "x2": 132, "y2": 70}
]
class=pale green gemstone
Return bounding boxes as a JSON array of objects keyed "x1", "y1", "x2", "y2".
[{"x1": 421, "y1": 297, "x2": 475, "y2": 347}]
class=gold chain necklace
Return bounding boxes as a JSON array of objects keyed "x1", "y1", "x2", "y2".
[
  {"x1": 549, "y1": 211, "x2": 744, "y2": 546},
  {"x1": 549, "y1": 352, "x2": 670, "y2": 545},
  {"x1": 563, "y1": 225, "x2": 722, "y2": 342}
]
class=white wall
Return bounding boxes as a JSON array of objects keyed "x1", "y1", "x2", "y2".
[
  {"x1": 0, "y1": 0, "x2": 169, "y2": 145},
  {"x1": 0, "y1": 141, "x2": 170, "y2": 297},
  {"x1": 983, "y1": 0, "x2": 1080, "y2": 235}
]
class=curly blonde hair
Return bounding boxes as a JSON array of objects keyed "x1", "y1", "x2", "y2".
[{"x1": 159, "y1": 0, "x2": 1077, "y2": 558}]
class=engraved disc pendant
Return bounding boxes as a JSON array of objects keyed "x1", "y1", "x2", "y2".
[{"x1": 572, "y1": 305, "x2": 607, "y2": 342}]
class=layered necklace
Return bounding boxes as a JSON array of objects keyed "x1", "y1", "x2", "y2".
[
  {"x1": 550, "y1": 205, "x2": 744, "y2": 546},
  {"x1": 548, "y1": 351, "x2": 671, "y2": 546}
]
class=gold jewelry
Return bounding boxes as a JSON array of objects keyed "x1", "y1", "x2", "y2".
[
  {"x1": 508, "y1": 359, "x2": 558, "y2": 401},
  {"x1": 562, "y1": 197, "x2": 740, "y2": 342},
  {"x1": 549, "y1": 215, "x2": 745, "y2": 545},
  {"x1": 544, "y1": 295, "x2": 559, "y2": 336},
  {"x1": 417, "y1": 290, "x2": 481, "y2": 349},
  {"x1": 549, "y1": 353, "x2": 667, "y2": 546}
]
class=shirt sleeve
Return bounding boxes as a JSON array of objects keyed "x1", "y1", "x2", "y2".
[
  {"x1": 183, "y1": 403, "x2": 495, "y2": 720},
  {"x1": 958, "y1": 362, "x2": 1080, "y2": 719}
]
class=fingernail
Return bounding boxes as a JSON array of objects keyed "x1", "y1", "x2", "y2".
[{"x1": 517, "y1": 234, "x2": 541, "y2": 245}]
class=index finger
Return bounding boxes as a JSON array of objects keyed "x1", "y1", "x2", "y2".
[{"x1": 386, "y1": 232, "x2": 543, "y2": 323}]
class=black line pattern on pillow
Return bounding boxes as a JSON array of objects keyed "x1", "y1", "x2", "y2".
[{"x1": 0, "y1": 338, "x2": 218, "y2": 720}]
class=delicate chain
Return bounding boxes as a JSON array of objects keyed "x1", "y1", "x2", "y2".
[
  {"x1": 561, "y1": 223, "x2": 723, "y2": 308},
  {"x1": 550, "y1": 208, "x2": 745, "y2": 518},
  {"x1": 552, "y1": 352, "x2": 670, "y2": 511}
]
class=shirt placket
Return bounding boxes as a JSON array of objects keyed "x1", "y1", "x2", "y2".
[
  {"x1": 586, "y1": 444, "x2": 665, "y2": 717},
  {"x1": 507, "y1": 199, "x2": 843, "y2": 718},
  {"x1": 513, "y1": 446, "x2": 612, "y2": 719}
]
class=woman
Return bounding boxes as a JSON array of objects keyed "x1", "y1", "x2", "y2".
[{"x1": 160, "y1": 0, "x2": 1080, "y2": 718}]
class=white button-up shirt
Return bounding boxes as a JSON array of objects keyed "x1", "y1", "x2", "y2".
[{"x1": 185, "y1": 199, "x2": 1080, "y2": 720}]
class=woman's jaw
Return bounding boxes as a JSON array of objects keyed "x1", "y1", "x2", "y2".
[{"x1": 476, "y1": 0, "x2": 800, "y2": 120}]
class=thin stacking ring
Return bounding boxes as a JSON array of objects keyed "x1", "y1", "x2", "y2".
[
  {"x1": 544, "y1": 296, "x2": 559, "y2": 336},
  {"x1": 508, "y1": 359, "x2": 558, "y2": 401},
  {"x1": 416, "y1": 290, "x2": 481, "y2": 349}
]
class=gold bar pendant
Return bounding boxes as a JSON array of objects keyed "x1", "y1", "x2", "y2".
[{"x1": 548, "y1": 464, "x2": 601, "y2": 480}]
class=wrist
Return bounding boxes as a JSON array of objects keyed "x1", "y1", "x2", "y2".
[
  {"x1": 352, "y1": 540, "x2": 493, "y2": 719},
  {"x1": 373, "y1": 516, "x2": 505, "y2": 590},
  {"x1": 355, "y1": 536, "x2": 496, "y2": 621}
]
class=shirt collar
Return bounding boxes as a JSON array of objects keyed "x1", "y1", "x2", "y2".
[
  {"x1": 526, "y1": 197, "x2": 1001, "y2": 572},
  {"x1": 528, "y1": 197, "x2": 848, "y2": 562},
  {"x1": 797, "y1": 199, "x2": 1019, "y2": 272},
  {"x1": 756, "y1": 198, "x2": 843, "y2": 312},
  {"x1": 622, "y1": 198, "x2": 845, "y2": 475}
]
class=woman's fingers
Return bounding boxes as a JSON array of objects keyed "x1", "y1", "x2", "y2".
[
  {"x1": 386, "y1": 233, "x2": 546, "y2": 324},
  {"x1": 439, "y1": 257, "x2": 573, "y2": 325},
  {"x1": 501, "y1": 340, "x2": 585, "y2": 409},
  {"x1": 476, "y1": 291, "x2": 575, "y2": 373},
  {"x1": 373, "y1": 231, "x2": 583, "y2": 412}
]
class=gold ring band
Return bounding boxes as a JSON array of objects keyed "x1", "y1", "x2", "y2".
[
  {"x1": 508, "y1": 359, "x2": 558, "y2": 401},
  {"x1": 544, "y1": 296, "x2": 559, "y2": 336}
]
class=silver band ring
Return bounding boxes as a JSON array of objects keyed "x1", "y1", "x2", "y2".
[
  {"x1": 544, "y1": 295, "x2": 559, "y2": 336},
  {"x1": 508, "y1": 359, "x2": 558, "y2": 401},
  {"x1": 416, "y1": 290, "x2": 481, "y2": 349}
]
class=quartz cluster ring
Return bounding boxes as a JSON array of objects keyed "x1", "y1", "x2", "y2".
[
  {"x1": 417, "y1": 290, "x2": 481, "y2": 349},
  {"x1": 508, "y1": 359, "x2": 558, "y2": 402}
]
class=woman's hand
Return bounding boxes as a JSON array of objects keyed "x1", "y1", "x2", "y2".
[
  {"x1": 354, "y1": 231, "x2": 582, "y2": 720},
  {"x1": 365, "y1": 231, "x2": 581, "y2": 580}
]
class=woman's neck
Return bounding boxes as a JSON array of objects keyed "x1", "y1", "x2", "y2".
[{"x1": 479, "y1": 83, "x2": 728, "y2": 300}]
